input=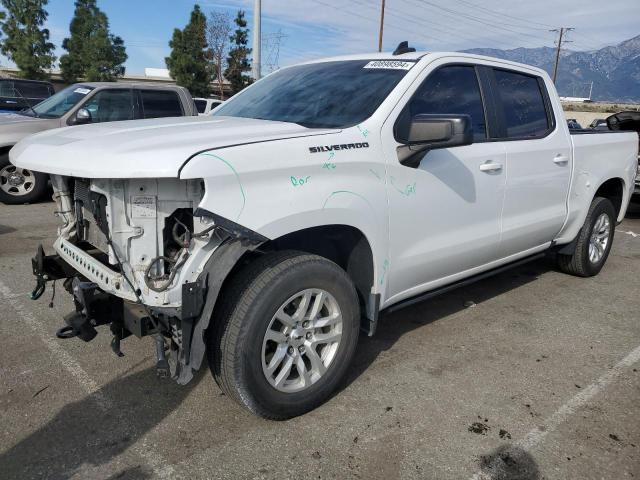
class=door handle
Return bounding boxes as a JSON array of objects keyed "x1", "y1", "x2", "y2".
[
  {"x1": 553, "y1": 154, "x2": 569, "y2": 165},
  {"x1": 479, "y1": 162, "x2": 503, "y2": 172}
]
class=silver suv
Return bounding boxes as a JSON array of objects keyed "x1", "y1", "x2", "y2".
[{"x1": 0, "y1": 82, "x2": 196, "y2": 204}]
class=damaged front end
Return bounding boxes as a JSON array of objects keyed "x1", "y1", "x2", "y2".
[{"x1": 32, "y1": 174, "x2": 266, "y2": 383}]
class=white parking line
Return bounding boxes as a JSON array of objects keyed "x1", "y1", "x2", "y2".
[
  {"x1": 471, "y1": 343, "x2": 640, "y2": 479},
  {"x1": 616, "y1": 229, "x2": 640, "y2": 238},
  {"x1": 0, "y1": 280, "x2": 176, "y2": 479}
]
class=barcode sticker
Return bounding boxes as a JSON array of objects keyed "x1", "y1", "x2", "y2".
[
  {"x1": 131, "y1": 196, "x2": 156, "y2": 218},
  {"x1": 364, "y1": 60, "x2": 415, "y2": 70}
]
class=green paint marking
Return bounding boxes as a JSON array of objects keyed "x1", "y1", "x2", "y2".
[
  {"x1": 380, "y1": 259, "x2": 390, "y2": 285},
  {"x1": 322, "y1": 163, "x2": 337, "y2": 170},
  {"x1": 200, "y1": 153, "x2": 245, "y2": 220},
  {"x1": 291, "y1": 175, "x2": 311, "y2": 187},
  {"x1": 322, "y1": 190, "x2": 375, "y2": 212},
  {"x1": 390, "y1": 177, "x2": 416, "y2": 197},
  {"x1": 357, "y1": 125, "x2": 370, "y2": 138}
]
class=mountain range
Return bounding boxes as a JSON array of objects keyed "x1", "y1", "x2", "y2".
[{"x1": 463, "y1": 34, "x2": 640, "y2": 103}]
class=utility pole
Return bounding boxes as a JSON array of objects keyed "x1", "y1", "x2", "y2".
[
  {"x1": 550, "y1": 27, "x2": 574, "y2": 84},
  {"x1": 252, "y1": 0, "x2": 261, "y2": 80},
  {"x1": 378, "y1": 0, "x2": 385, "y2": 52}
]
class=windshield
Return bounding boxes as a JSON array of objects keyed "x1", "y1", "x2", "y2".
[
  {"x1": 30, "y1": 85, "x2": 95, "y2": 118},
  {"x1": 213, "y1": 60, "x2": 414, "y2": 128}
]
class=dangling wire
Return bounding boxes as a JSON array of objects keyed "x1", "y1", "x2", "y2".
[{"x1": 48, "y1": 280, "x2": 56, "y2": 308}]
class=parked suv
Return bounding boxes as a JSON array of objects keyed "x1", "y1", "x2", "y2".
[
  {"x1": 0, "y1": 78, "x2": 55, "y2": 113},
  {"x1": 0, "y1": 82, "x2": 197, "y2": 204}
]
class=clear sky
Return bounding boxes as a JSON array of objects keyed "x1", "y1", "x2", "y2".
[{"x1": 4, "y1": 0, "x2": 639, "y2": 75}]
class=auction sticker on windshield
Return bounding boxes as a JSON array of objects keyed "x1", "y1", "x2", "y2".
[
  {"x1": 363, "y1": 60, "x2": 415, "y2": 70},
  {"x1": 73, "y1": 87, "x2": 91, "y2": 95}
]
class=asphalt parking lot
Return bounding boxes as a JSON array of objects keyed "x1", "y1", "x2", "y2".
[{"x1": 1, "y1": 200, "x2": 639, "y2": 480}]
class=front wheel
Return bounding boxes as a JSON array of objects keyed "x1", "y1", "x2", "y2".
[
  {"x1": 0, "y1": 154, "x2": 48, "y2": 204},
  {"x1": 208, "y1": 251, "x2": 360, "y2": 419},
  {"x1": 557, "y1": 196, "x2": 616, "y2": 277}
]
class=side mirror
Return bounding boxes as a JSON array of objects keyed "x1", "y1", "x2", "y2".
[
  {"x1": 396, "y1": 114, "x2": 474, "y2": 168},
  {"x1": 74, "y1": 108, "x2": 92, "y2": 125}
]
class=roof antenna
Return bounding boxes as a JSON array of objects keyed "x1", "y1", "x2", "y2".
[{"x1": 393, "y1": 41, "x2": 415, "y2": 56}]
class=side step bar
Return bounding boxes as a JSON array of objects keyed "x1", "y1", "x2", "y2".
[{"x1": 382, "y1": 252, "x2": 547, "y2": 314}]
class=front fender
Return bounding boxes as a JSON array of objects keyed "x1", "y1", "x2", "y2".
[{"x1": 179, "y1": 130, "x2": 389, "y2": 295}]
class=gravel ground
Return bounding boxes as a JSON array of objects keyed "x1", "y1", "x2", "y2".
[{"x1": 1, "y1": 200, "x2": 639, "y2": 480}]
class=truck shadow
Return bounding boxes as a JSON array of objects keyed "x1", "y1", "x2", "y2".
[
  {"x1": 0, "y1": 365, "x2": 203, "y2": 480},
  {"x1": 345, "y1": 257, "x2": 553, "y2": 388}
]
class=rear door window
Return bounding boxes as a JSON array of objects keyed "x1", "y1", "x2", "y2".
[
  {"x1": 492, "y1": 69, "x2": 551, "y2": 138},
  {"x1": 14, "y1": 81, "x2": 52, "y2": 99},
  {"x1": 139, "y1": 90, "x2": 183, "y2": 118},
  {"x1": 0, "y1": 80, "x2": 15, "y2": 97}
]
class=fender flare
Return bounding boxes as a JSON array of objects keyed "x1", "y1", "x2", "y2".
[{"x1": 175, "y1": 230, "x2": 266, "y2": 384}]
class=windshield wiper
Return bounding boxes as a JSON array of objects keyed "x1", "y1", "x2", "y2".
[{"x1": 13, "y1": 88, "x2": 38, "y2": 118}]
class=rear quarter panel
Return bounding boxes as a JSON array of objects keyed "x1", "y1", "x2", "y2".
[{"x1": 555, "y1": 131, "x2": 638, "y2": 244}]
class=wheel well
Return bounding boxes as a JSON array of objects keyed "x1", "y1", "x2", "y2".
[
  {"x1": 595, "y1": 178, "x2": 624, "y2": 218},
  {"x1": 212, "y1": 225, "x2": 377, "y2": 339},
  {"x1": 259, "y1": 225, "x2": 375, "y2": 307},
  {"x1": 0, "y1": 145, "x2": 13, "y2": 157}
]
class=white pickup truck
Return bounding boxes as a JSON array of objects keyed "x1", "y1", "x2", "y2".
[{"x1": 11, "y1": 45, "x2": 639, "y2": 419}]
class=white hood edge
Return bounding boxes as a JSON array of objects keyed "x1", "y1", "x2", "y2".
[{"x1": 9, "y1": 115, "x2": 338, "y2": 178}]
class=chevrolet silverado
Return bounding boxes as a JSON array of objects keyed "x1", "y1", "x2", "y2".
[{"x1": 10, "y1": 45, "x2": 639, "y2": 419}]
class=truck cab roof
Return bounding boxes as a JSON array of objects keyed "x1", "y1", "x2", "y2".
[{"x1": 300, "y1": 51, "x2": 549, "y2": 78}]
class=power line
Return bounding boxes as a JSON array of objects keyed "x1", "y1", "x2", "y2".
[
  {"x1": 354, "y1": 0, "x2": 525, "y2": 48},
  {"x1": 307, "y1": 0, "x2": 443, "y2": 46},
  {"x1": 395, "y1": 0, "x2": 553, "y2": 49},
  {"x1": 451, "y1": 0, "x2": 556, "y2": 30},
  {"x1": 411, "y1": 0, "x2": 554, "y2": 43}
]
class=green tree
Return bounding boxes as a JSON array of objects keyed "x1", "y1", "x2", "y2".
[
  {"x1": 165, "y1": 4, "x2": 213, "y2": 97},
  {"x1": 224, "y1": 10, "x2": 252, "y2": 94},
  {"x1": 59, "y1": 0, "x2": 127, "y2": 83},
  {"x1": 0, "y1": 0, "x2": 56, "y2": 79}
]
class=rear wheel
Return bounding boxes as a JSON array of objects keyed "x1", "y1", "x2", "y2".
[
  {"x1": 557, "y1": 196, "x2": 616, "y2": 277},
  {"x1": 208, "y1": 251, "x2": 360, "y2": 419},
  {"x1": 0, "y1": 153, "x2": 48, "y2": 204}
]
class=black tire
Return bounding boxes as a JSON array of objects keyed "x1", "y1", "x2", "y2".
[
  {"x1": 208, "y1": 250, "x2": 360, "y2": 420},
  {"x1": 557, "y1": 196, "x2": 616, "y2": 277},
  {"x1": 0, "y1": 153, "x2": 49, "y2": 204}
]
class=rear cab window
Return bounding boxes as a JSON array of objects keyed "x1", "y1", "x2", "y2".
[
  {"x1": 139, "y1": 89, "x2": 183, "y2": 118},
  {"x1": 491, "y1": 68, "x2": 554, "y2": 139}
]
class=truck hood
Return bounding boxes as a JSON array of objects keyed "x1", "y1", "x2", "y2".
[{"x1": 10, "y1": 115, "x2": 338, "y2": 178}]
